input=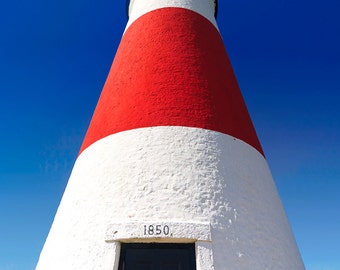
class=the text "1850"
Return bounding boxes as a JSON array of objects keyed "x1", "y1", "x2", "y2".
[{"x1": 143, "y1": 224, "x2": 170, "y2": 236}]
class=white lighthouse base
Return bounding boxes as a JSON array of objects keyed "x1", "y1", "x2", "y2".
[{"x1": 36, "y1": 126, "x2": 304, "y2": 269}]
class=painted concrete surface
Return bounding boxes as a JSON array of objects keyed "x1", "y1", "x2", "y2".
[
  {"x1": 126, "y1": 0, "x2": 218, "y2": 30},
  {"x1": 105, "y1": 221, "x2": 211, "y2": 242},
  {"x1": 37, "y1": 0, "x2": 304, "y2": 269},
  {"x1": 36, "y1": 127, "x2": 304, "y2": 269},
  {"x1": 80, "y1": 7, "x2": 262, "y2": 155}
]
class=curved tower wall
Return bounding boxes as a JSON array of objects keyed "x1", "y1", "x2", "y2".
[{"x1": 36, "y1": 0, "x2": 305, "y2": 269}]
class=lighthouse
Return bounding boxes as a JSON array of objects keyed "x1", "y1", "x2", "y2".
[{"x1": 36, "y1": 0, "x2": 305, "y2": 269}]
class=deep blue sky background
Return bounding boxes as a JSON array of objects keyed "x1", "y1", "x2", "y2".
[{"x1": 1, "y1": 0, "x2": 339, "y2": 269}]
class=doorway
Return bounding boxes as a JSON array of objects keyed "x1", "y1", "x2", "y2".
[{"x1": 118, "y1": 243, "x2": 196, "y2": 270}]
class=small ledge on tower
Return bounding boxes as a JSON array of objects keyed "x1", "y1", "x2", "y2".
[{"x1": 105, "y1": 221, "x2": 211, "y2": 242}]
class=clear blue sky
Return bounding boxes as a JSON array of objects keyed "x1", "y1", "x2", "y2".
[{"x1": 1, "y1": 0, "x2": 339, "y2": 269}]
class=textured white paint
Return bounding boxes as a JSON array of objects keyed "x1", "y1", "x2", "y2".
[
  {"x1": 36, "y1": 126, "x2": 304, "y2": 269},
  {"x1": 105, "y1": 221, "x2": 211, "y2": 242},
  {"x1": 126, "y1": 0, "x2": 218, "y2": 30},
  {"x1": 196, "y1": 242, "x2": 214, "y2": 270}
]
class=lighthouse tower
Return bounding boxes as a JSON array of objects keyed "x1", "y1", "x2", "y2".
[{"x1": 36, "y1": 0, "x2": 304, "y2": 269}]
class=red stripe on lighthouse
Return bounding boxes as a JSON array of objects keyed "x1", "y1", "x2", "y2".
[{"x1": 80, "y1": 8, "x2": 263, "y2": 155}]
